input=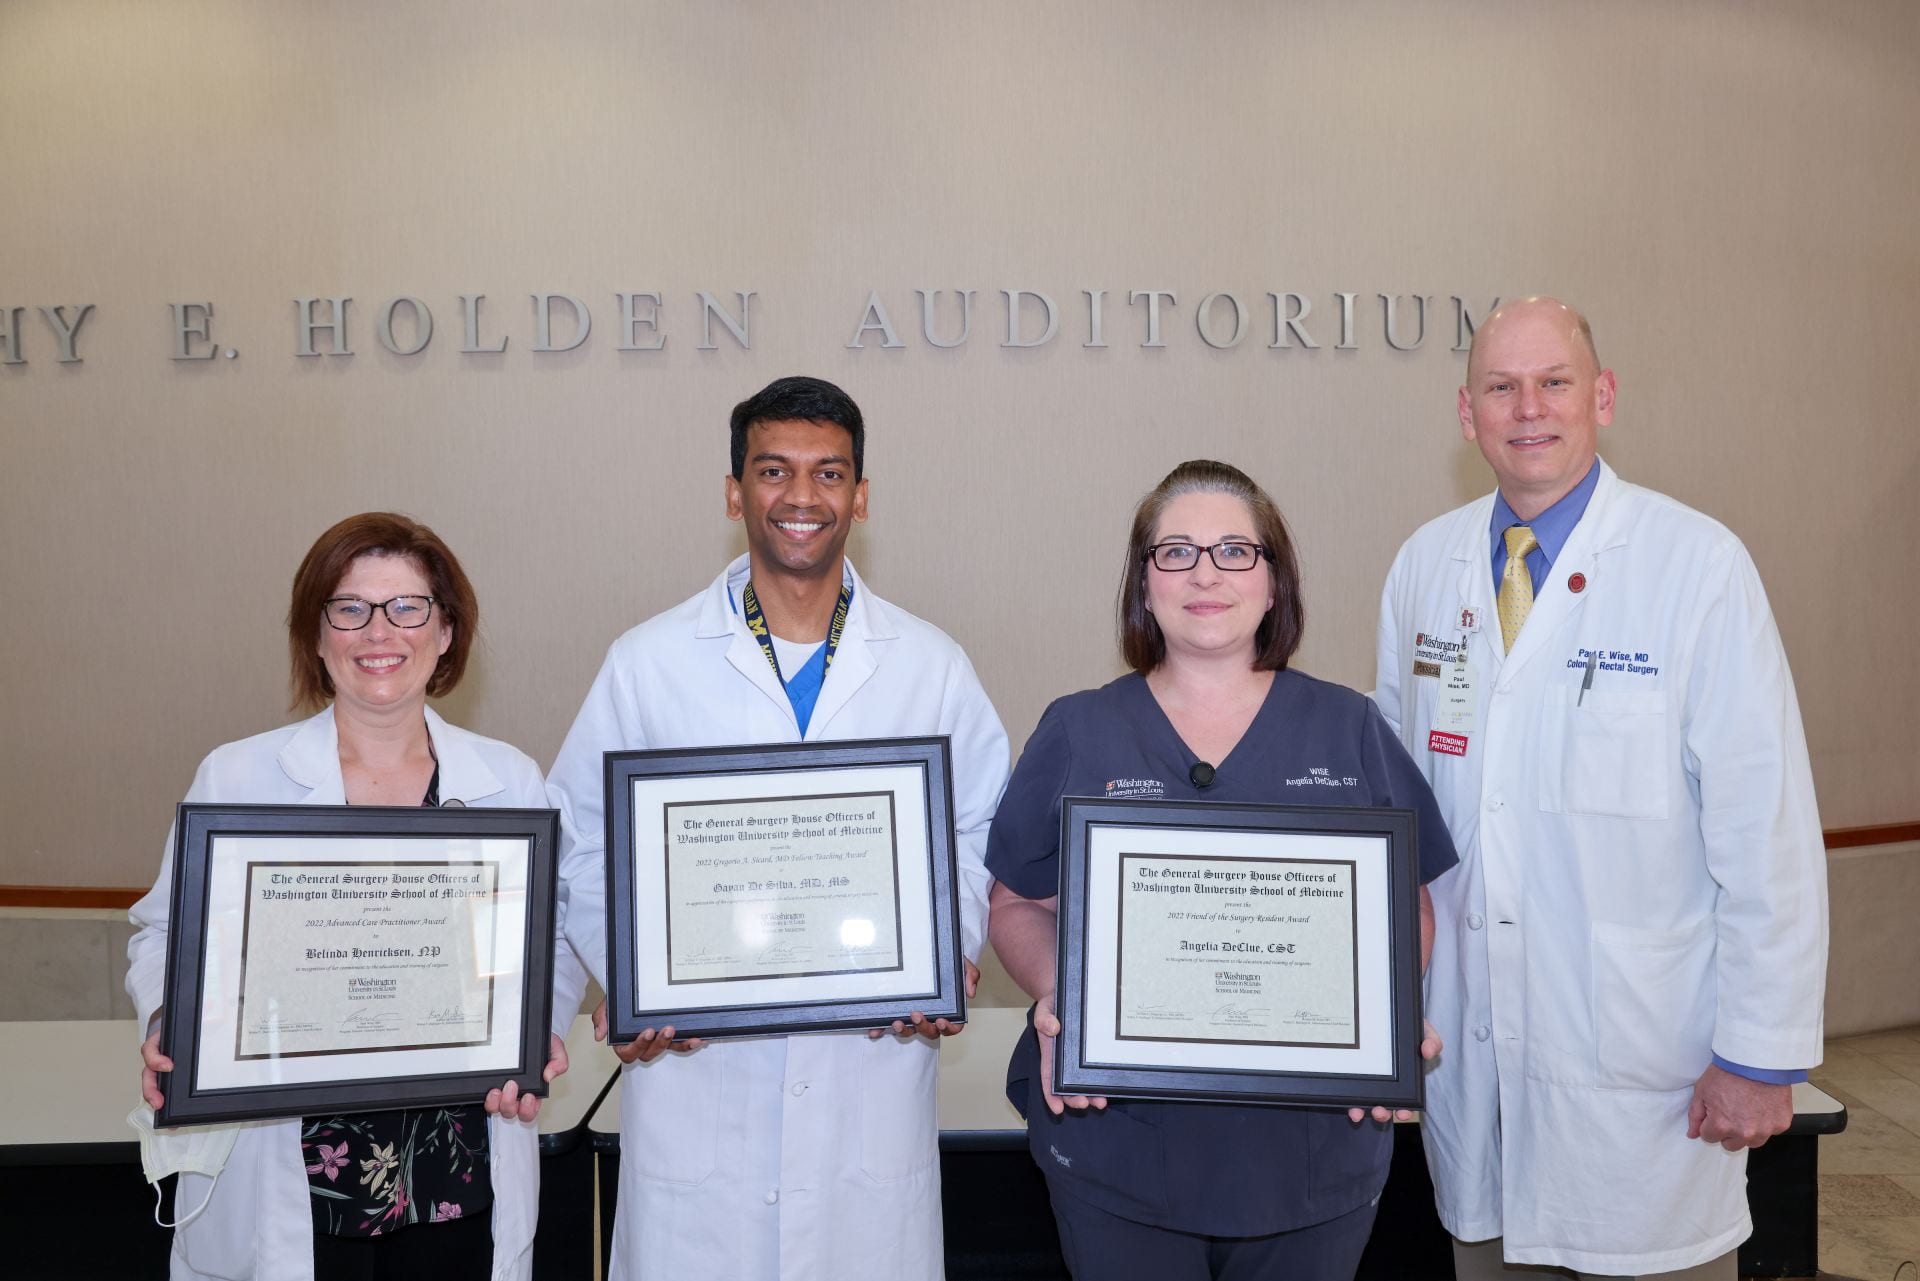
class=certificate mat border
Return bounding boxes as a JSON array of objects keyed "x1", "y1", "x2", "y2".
[
  {"x1": 604, "y1": 736, "x2": 964, "y2": 1039},
  {"x1": 156, "y1": 804, "x2": 558, "y2": 1127},
  {"x1": 1054, "y1": 797, "x2": 1423, "y2": 1108}
]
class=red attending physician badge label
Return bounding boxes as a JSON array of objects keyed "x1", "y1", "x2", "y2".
[{"x1": 1428, "y1": 730, "x2": 1469, "y2": 757}]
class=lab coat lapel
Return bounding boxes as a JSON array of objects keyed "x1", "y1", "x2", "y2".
[
  {"x1": 1449, "y1": 496, "x2": 1502, "y2": 679},
  {"x1": 278, "y1": 707, "x2": 346, "y2": 803},
  {"x1": 424, "y1": 707, "x2": 504, "y2": 804},
  {"x1": 701, "y1": 555, "x2": 809, "y2": 734}
]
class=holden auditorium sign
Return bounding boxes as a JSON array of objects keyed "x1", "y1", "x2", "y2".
[{"x1": 0, "y1": 291, "x2": 1499, "y2": 364}]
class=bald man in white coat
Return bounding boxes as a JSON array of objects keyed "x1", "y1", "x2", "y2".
[{"x1": 1374, "y1": 299, "x2": 1827, "y2": 1280}]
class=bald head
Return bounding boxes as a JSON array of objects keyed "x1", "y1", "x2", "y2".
[
  {"x1": 1467, "y1": 297, "x2": 1600, "y2": 382},
  {"x1": 1457, "y1": 295, "x2": 1616, "y2": 521}
]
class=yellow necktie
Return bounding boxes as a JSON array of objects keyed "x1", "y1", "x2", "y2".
[{"x1": 1499, "y1": 525, "x2": 1539, "y2": 653}]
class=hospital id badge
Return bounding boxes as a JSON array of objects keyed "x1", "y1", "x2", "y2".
[{"x1": 1433, "y1": 658, "x2": 1477, "y2": 734}]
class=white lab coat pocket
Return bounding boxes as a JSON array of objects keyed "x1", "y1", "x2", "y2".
[
  {"x1": 1589, "y1": 917, "x2": 1715, "y2": 1092},
  {"x1": 631, "y1": 1053, "x2": 722, "y2": 1186},
  {"x1": 858, "y1": 1035, "x2": 938, "y2": 1183},
  {"x1": 1543, "y1": 688, "x2": 1670, "y2": 820}
]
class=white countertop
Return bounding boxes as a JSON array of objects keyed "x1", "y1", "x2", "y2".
[
  {"x1": 1, "y1": 1014, "x2": 615, "y2": 1148},
  {"x1": 2, "y1": 1013, "x2": 1845, "y2": 1148}
]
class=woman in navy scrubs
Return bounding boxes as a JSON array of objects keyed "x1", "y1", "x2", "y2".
[{"x1": 986, "y1": 460, "x2": 1457, "y2": 1280}]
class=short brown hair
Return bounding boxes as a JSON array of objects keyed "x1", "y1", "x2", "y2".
[
  {"x1": 287, "y1": 512, "x2": 478, "y2": 711},
  {"x1": 1117, "y1": 460, "x2": 1305, "y2": 674}
]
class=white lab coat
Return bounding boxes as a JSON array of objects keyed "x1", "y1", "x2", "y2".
[
  {"x1": 549, "y1": 555, "x2": 1010, "y2": 1281},
  {"x1": 1374, "y1": 460, "x2": 1827, "y2": 1275},
  {"x1": 126, "y1": 706, "x2": 590, "y2": 1281}
]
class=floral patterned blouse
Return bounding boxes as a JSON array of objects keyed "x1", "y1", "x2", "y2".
[
  {"x1": 301, "y1": 1104, "x2": 491, "y2": 1235},
  {"x1": 300, "y1": 765, "x2": 493, "y2": 1236}
]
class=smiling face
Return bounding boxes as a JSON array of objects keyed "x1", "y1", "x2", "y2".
[
  {"x1": 317, "y1": 553, "x2": 451, "y2": 721},
  {"x1": 1459, "y1": 298, "x2": 1616, "y2": 520},
  {"x1": 724, "y1": 417, "x2": 869, "y2": 583},
  {"x1": 1144, "y1": 490, "x2": 1274, "y2": 666}
]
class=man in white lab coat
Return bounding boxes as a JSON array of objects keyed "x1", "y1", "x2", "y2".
[
  {"x1": 548, "y1": 375, "x2": 1010, "y2": 1280},
  {"x1": 1374, "y1": 298, "x2": 1827, "y2": 1280}
]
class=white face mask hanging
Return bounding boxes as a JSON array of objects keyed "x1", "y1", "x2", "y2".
[{"x1": 127, "y1": 1104, "x2": 241, "y2": 1228}]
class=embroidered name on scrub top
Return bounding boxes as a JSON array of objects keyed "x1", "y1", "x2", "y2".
[{"x1": 740, "y1": 578, "x2": 852, "y2": 736}]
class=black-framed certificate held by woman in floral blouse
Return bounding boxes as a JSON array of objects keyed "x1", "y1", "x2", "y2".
[
  {"x1": 1053, "y1": 797, "x2": 1425, "y2": 1108},
  {"x1": 155, "y1": 804, "x2": 558, "y2": 1127},
  {"x1": 603, "y1": 736, "x2": 965, "y2": 1040}
]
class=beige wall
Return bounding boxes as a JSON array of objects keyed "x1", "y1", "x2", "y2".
[{"x1": 2, "y1": 0, "x2": 1916, "y2": 888}]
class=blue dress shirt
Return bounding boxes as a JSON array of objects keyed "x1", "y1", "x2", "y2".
[
  {"x1": 1489, "y1": 459, "x2": 1601, "y2": 594},
  {"x1": 1489, "y1": 461, "x2": 1806, "y2": 1087}
]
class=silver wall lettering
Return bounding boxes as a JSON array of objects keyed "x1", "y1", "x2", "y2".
[
  {"x1": 9, "y1": 285, "x2": 1503, "y2": 366},
  {"x1": 847, "y1": 292, "x2": 904, "y2": 348},
  {"x1": 1001, "y1": 290, "x2": 1058, "y2": 348},
  {"x1": 376, "y1": 297, "x2": 433, "y2": 356},
  {"x1": 917, "y1": 289, "x2": 973, "y2": 349},
  {"x1": 1083, "y1": 290, "x2": 1108, "y2": 348},
  {"x1": 1381, "y1": 294, "x2": 1430, "y2": 351},
  {"x1": 1454, "y1": 295, "x2": 1499, "y2": 352},
  {"x1": 39, "y1": 304, "x2": 94, "y2": 363},
  {"x1": 460, "y1": 294, "x2": 508, "y2": 353},
  {"x1": 532, "y1": 293, "x2": 591, "y2": 352},
  {"x1": 617, "y1": 292, "x2": 665, "y2": 350},
  {"x1": 170, "y1": 303, "x2": 217, "y2": 360},
  {"x1": 1130, "y1": 290, "x2": 1176, "y2": 348},
  {"x1": 295, "y1": 298, "x2": 353, "y2": 357},
  {"x1": 698, "y1": 291, "x2": 754, "y2": 350},
  {"x1": 1268, "y1": 293, "x2": 1318, "y2": 349},
  {"x1": 1196, "y1": 292, "x2": 1248, "y2": 349}
]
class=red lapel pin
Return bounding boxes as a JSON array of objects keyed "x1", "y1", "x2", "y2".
[{"x1": 1567, "y1": 572, "x2": 1587, "y2": 594}]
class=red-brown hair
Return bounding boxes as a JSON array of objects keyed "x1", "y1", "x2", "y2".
[
  {"x1": 1117, "y1": 460, "x2": 1305, "y2": 674},
  {"x1": 287, "y1": 513, "x2": 477, "y2": 711}
]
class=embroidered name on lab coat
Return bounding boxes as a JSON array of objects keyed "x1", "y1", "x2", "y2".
[{"x1": 1567, "y1": 646, "x2": 1661, "y2": 677}]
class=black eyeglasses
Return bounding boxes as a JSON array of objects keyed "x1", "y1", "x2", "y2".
[
  {"x1": 323, "y1": 596, "x2": 438, "y2": 630},
  {"x1": 1142, "y1": 541, "x2": 1270, "y2": 572}
]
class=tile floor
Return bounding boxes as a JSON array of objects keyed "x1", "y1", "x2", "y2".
[{"x1": 1813, "y1": 1025, "x2": 1920, "y2": 1280}]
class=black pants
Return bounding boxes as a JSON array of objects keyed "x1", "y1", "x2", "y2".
[
  {"x1": 310, "y1": 1211, "x2": 493, "y2": 1279},
  {"x1": 1050, "y1": 1186, "x2": 1379, "y2": 1281}
]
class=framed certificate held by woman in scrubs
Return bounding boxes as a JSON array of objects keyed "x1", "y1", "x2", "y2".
[{"x1": 1052, "y1": 796, "x2": 1425, "y2": 1108}]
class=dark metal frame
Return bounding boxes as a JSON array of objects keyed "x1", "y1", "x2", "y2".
[
  {"x1": 604, "y1": 737, "x2": 963, "y2": 1040},
  {"x1": 157, "y1": 803, "x2": 558, "y2": 1126},
  {"x1": 1053, "y1": 797, "x2": 1424, "y2": 1107}
]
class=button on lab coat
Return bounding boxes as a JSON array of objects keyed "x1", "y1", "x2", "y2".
[
  {"x1": 549, "y1": 556, "x2": 1009, "y2": 1281},
  {"x1": 1374, "y1": 461, "x2": 1827, "y2": 1275},
  {"x1": 125, "y1": 706, "x2": 590, "y2": 1281}
]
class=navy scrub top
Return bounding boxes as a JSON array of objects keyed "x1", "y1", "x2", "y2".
[{"x1": 987, "y1": 669, "x2": 1459, "y2": 1238}]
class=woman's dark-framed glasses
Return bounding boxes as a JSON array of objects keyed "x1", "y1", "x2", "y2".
[
  {"x1": 323, "y1": 595, "x2": 437, "y2": 630},
  {"x1": 1142, "y1": 541, "x2": 1270, "y2": 572}
]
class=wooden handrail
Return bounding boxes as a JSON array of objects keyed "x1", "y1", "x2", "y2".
[
  {"x1": 2, "y1": 822, "x2": 1916, "y2": 910},
  {"x1": 1824, "y1": 821, "x2": 1920, "y2": 850},
  {"x1": 0, "y1": 885, "x2": 145, "y2": 909}
]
